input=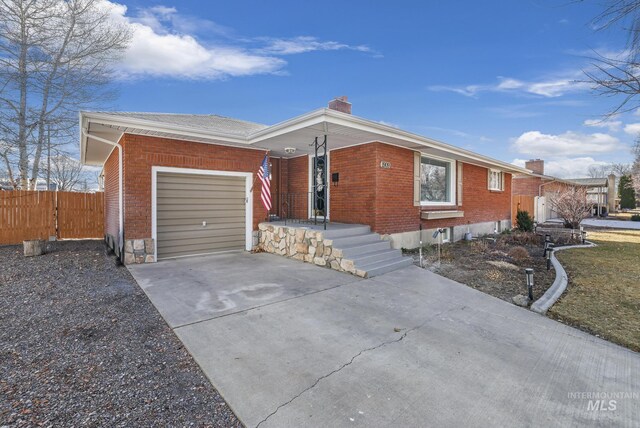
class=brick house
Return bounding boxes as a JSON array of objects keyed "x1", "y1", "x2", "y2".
[
  {"x1": 81, "y1": 97, "x2": 530, "y2": 265},
  {"x1": 512, "y1": 159, "x2": 616, "y2": 222}
]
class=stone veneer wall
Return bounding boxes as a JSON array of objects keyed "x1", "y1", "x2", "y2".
[
  {"x1": 258, "y1": 223, "x2": 365, "y2": 277},
  {"x1": 123, "y1": 238, "x2": 155, "y2": 264}
]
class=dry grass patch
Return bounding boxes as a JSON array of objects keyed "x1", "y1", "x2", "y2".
[{"x1": 549, "y1": 230, "x2": 640, "y2": 352}]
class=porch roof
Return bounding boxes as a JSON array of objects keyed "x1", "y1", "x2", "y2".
[{"x1": 80, "y1": 108, "x2": 530, "y2": 174}]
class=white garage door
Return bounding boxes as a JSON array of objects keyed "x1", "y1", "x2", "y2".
[{"x1": 156, "y1": 172, "x2": 247, "y2": 259}]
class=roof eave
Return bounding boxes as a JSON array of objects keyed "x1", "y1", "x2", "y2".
[
  {"x1": 81, "y1": 111, "x2": 252, "y2": 145},
  {"x1": 248, "y1": 108, "x2": 530, "y2": 174}
]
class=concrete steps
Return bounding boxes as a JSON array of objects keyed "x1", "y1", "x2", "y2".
[{"x1": 325, "y1": 225, "x2": 411, "y2": 278}]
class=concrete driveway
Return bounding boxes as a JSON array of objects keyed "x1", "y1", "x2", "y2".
[{"x1": 129, "y1": 253, "x2": 640, "y2": 427}]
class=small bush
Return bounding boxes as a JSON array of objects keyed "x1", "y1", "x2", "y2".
[
  {"x1": 499, "y1": 231, "x2": 539, "y2": 246},
  {"x1": 516, "y1": 209, "x2": 534, "y2": 232},
  {"x1": 508, "y1": 246, "x2": 530, "y2": 262},
  {"x1": 631, "y1": 214, "x2": 640, "y2": 222}
]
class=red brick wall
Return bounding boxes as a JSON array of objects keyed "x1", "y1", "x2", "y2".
[
  {"x1": 326, "y1": 142, "x2": 512, "y2": 235},
  {"x1": 286, "y1": 156, "x2": 308, "y2": 219},
  {"x1": 329, "y1": 144, "x2": 378, "y2": 227},
  {"x1": 121, "y1": 134, "x2": 266, "y2": 239},
  {"x1": 512, "y1": 176, "x2": 543, "y2": 196},
  {"x1": 103, "y1": 147, "x2": 120, "y2": 242},
  {"x1": 375, "y1": 143, "x2": 421, "y2": 234}
]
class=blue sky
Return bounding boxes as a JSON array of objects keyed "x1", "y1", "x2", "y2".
[{"x1": 103, "y1": 0, "x2": 637, "y2": 177}]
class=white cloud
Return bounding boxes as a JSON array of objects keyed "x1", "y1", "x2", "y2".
[
  {"x1": 624, "y1": 122, "x2": 640, "y2": 135},
  {"x1": 583, "y1": 118, "x2": 622, "y2": 132},
  {"x1": 104, "y1": 1, "x2": 377, "y2": 80},
  {"x1": 511, "y1": 130, "x2": 620, "y2": 156},
  {"x1": 428, "y1": 75, "x2": 590, "y2": 98},
  {"x1": 257, "y1": 36, "x2": 376, "y2": 56},
  {"x1": 512, "y1": 157, "x2": 610, "y2": 178}
]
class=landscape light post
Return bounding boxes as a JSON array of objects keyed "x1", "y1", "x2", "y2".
[
  {"x1": 525, "y1": 268, "x2": 534, "y2": 301},
  {"x1": 546, "y1": 244, "x2": 554, "y2": 271}
]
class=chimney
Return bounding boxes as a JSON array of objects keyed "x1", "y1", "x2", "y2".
[
  {"x1": 525, "y1": 159, "x2": 544, "y2": 175},
  {"x1": 607, "y1": 174, "x2": 616, "y2": 213},
  {"x1": 328, "y1": 96, "x2": 351, "y2": 114}
]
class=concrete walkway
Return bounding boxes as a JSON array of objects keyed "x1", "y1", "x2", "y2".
[
  {"x1": 581, "y1": 218, "x2": 640, "y2": 230},
  {"x1": 129, "y1": 253, "x2": 640, "y2": 427}
]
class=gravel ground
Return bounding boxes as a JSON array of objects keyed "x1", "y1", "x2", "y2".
[{"x1": 0, "y1": 240, "x2": 242, "y2": 428}]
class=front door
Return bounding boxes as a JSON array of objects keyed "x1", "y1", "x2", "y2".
[{"x1": 310, "y1": 154, "x2": 328, "y2": 219}]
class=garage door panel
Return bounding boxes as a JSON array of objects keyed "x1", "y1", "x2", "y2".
[
  {"x1": 157, "y1": 174, "x2": 245, "y2": 185},
  {"x1": 158, "y1": 227, "x2": 245, "y2": 241},
  {"x1": 156, "y1": 202, "x2": 245, "y2": 212},
  {"x1": 157, "y1": 222, "x2": 245, "y2": 233},
  {"x1": 157, "y1": 238, "x2": 245, "y2": 253},
  {"x1": 156, "y1": 181, "x2": 246, "y2": 192},
  {"x1": 156, "y1": 172, "x2": 247, "y2": 259},
  {"x1": 157, "y1": 189, "x2": 247, "y2": 199},
  {"x1": 157, "y1": 241, "x2": 246, "y2": 259},
  {"x1": 157, "y1": 210, "x2": 245, "y2": 225}
]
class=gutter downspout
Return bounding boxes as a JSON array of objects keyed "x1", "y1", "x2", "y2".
[{"x1": 82, "y1": 129, "x2": 124, "y2": 259}]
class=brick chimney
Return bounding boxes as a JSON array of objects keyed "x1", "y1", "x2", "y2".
[
  {"x1": 328, "y1": 96, "x2": 352, "y2": 114},
  {"x1": 525, "y1": 159, "x2": 544, "y2": 175}
]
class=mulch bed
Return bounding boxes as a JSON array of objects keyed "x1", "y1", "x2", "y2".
[
  {"x1": 0, "y1": 240, "x2": 242, "y2": 428},
  {"x1": 407, "y1": 232, "x2": 579, "y2": 304}
]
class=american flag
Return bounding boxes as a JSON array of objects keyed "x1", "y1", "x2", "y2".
[{"x1": 258, "y1": 154, "x2": 272, "y2": 211}]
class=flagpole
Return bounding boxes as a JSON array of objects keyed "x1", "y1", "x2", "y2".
[{"x1": 249, "y1": 151, "x2": 270, "y2": 193}]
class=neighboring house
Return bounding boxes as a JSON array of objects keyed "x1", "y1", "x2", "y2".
[
  {"x1": 512, "y1": 159, "x2": 616, "y2": 222},
  {"x1": 80, "y1": 97, "x2": 529, "y2": 264}
]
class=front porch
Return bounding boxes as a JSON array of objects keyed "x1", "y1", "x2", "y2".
[{"x1": 257, "y1": 221, "x2": 412, "y2": 278}]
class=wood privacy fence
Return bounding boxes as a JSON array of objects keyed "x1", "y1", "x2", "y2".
[
  {"x1": 0, "y1": 190, "x2": 104, "y2": 245},
  {"x1": 511, "y1": 195, "x2": 536, "y2": 227}
]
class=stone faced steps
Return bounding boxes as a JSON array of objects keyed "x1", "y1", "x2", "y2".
[
  {"x1": 340, "y1": 241, "x2": 391, "y2": 258},
  {"x1": 350, "y1": 248, "x2": 405, "y2": 266},
  {"x1": 359, "y1": 257, "x2": 414, "y2": 278},
  {"x1": 322, "y1": 225, "x2": 372, "y2": 239},
  {"x1": 331, "y1": 233, "x2": 381, "y2": 248}
]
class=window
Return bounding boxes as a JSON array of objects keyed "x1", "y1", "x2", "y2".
[
  {"x1": 488, "y1": 169, "x2": 504, "y2": 191},
  {"x1": 420, "y1": 156, "x2": 455, "y2": 205}
]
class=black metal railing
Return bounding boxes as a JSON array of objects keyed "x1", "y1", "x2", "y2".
[{"x1": 275, "y1": 191, "x2": 327, "y2": 229}]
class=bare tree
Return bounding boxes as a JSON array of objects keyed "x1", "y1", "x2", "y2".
[
  {"x1": 548, "y1": 185, "x2": 593, "y2": 229},
  {"x1": 587, "y1": 164, "x2": 610, "y2": 178},
  {"x1": 609, "y1": 162, "x2": 631, "y2": 176},
  {"x1": 585, "y1": 1, "x2": 640, "y2": 115},
  {"x1": 43, "y1": 150, "x2": 84, "y2": 191},
  {"x1": 0, "y1": 0, "x2": 130, "y2": 189}
]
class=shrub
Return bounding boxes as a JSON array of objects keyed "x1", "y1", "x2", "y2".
[
  {"x1": 508, "y1": 246, "x2": 530, "y2": 262},
  {"x1": 499, "y1": 231, "x2": 539, "y2": 246},
  {"x1": 619, "y1": 175, "x2": 636, "y2": 210},
  {"x1": 516, "y1": 209, "x2": 534, "y2": 232},
  {"x1": 631, "y1": 214, "x2": 640, "y2": 222}
]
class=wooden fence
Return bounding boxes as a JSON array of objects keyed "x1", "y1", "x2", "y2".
[
  {"x1": 0, "y1": 190, "x2": 104, "y2": 245},
  {"x1": 511, "y1": 195, "x2": 535, "y2": 227}
]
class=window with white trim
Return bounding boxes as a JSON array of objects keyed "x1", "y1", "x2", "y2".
[
  {"x1": 420, "y1": 156, "x2": 455, "y2": 205},
  {"x1": 488, "y1": 169, "x2": 504, "y2": 191}
]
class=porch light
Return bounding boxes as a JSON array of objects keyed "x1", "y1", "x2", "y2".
[
  {"x1": 525, "y1": 268, "x2": 534, "y2": 301},
  {"x1": 284, "y1": 147, "x2": 296, "y2": 154},
  {"x1": 546, "y1": 244, "x2": 554, "y2": 271}
]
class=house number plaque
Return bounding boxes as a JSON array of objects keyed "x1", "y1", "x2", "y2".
[{"x1": 380, "y1": 161, "x2": 391, "y2": 169}]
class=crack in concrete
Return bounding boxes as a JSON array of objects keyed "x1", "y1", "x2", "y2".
[{"x1": 254, "y1": 320, "x2": 430, "y2": 428}]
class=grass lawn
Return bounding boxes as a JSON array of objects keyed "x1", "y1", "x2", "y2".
[{"x1": 549, "y1": 229, "x2": 640, "y2": 352}]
